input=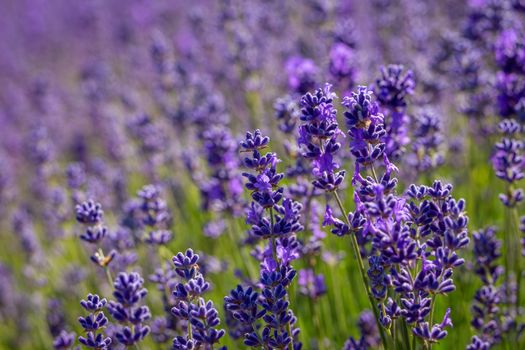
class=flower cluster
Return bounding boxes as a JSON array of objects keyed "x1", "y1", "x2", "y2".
[
  {"x1": 137, "y1": 184, "x2": 173, "y2": 245},
  {"x1": 53, "y1": 330, "x2": 77, "y2": 350},
  {"x1": 329, "y1": 42, "x2": 356, "y2": 94},
  {"x1": 285, "y1": 56, "x2": 318, "y2": 95},
  {"x1": 298, "y1": 84, "x2": 345, "y2": 192},
  {"x1": 342, "y1": 85, "x2": 391, "y2": 178},
  {"x1": 199, "y1": 125, "x2": 244, "y2": 238},
  {"x1": 342, "y1": 310, "x2": 380, "y2": 350},
  {"x1": 494, "y1": 28, "x2": 525, "y2": 119},
  {"x1": 171, "y1": 249, "x2": 225, "y2": 349},
  {"x1": 406, "y1": 109, "x2": 445, "y2": 176},
  {"x1": 75, "y1": 200, "x2": 116, "y2": 269},
  {"x1": 107, "y1": 272, "x2": 151, "y2": 346},
  {"x1": 241, "y1": 130, "x2": 303, "y2": 243},
  {"x1": 467, "y1": 227, "x2": 506, "y2": 349},
  {"x1": 274, "y1": 95, "x2": 300, "y2": 135},
  {"x1": 338, "y1": 85, "x2": 469, "y2": 347},
  {"x1": 229, "y1": 130, "x2": 303, "y2": 349},
  {"x1": 491, "y1": 119, "x2": 524, "y2": 207},
  {"x1": 297, "y1": 268, "x2": 326, "y2": 299},
  {"x1": 78, "y1": 294, "x2": 111, "y2": 349},
  {"x1": 224, "y1": 266, "x2": 300, "y2": 349},
  {"x1": 374, "y1": 65, "x2": 415, "y2": 160}
]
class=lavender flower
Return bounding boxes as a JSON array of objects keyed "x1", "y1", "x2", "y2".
[
  {"x1": 53, "y1": 330, "x2": 76, "y2": 350},
  {"x1": 107, "y1": 272, "x2": 151, "y2": 346},
  {"x1": 234, "y1": 129, "x2": 302, "y2": 349},
  {"x1": 406, "y1": 109, "x2": 445, "y2": 175},
  {"x1": 298, "y1": 84, "x2": 345, "y2": 192},
  {"x1": 329, "y1": 43, "x2": 356, "y2": 93},
  {"x1": 274, "y1": 95, "x2": 300, "y2": 134},
  {"x1": 171, "y1": 249, "x2": 225, "y2": 349},
  {"x1": 199, "y1": 125, "x2": 243, "y2": 218},
  {"x1": 491, "y1": 119, "x2": 524, "y2": 207},
  {"x1": 285, "y1": 56, "x2": 318, "y2": 94},
  {"x1": 75, "y1": 200, "x2": 116, "y2": 270},
  {"x1": 137, "y1": 184, "x2": 173, "y2": 245},
  {"x1": 342, "y1": 85, "x2": 391, "y2": 176},
  {"x1": 374, "y1": 65, "x2": 415, "y2": 159},
  {"x1": 342, "y1": 310, "x2": 380, "y2": 350},
  {"x1": 297, "y1": 268, "x2": 327, "y2": 299},
  {"x1": 78, "y1": 294, "x2": 111, "y2": 349}
]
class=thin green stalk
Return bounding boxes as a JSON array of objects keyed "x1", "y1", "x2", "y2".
[
  {"x1": 400, "y1": 317, "x2": 411, "y2": 350},
  {"x1": 392, "y1": 318, "x2": 397, "y2": 350},
  {"x1": 428, "y1": 295, "x2": 436, "y2": 332},
  {"x1": 427, "y1": 296, "x2": 437, "y2": 350},
  {"x1": 104, "y1": 267, "x2": 114, "y2": 286},
  {"x1": 333, "y1": 191, "x2": 389, "y2": 350}
]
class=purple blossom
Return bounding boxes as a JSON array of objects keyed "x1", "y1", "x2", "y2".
[
  {"x1": 285, "y1": 56, "x2": 318, "y2": 94},
  {"x1": 78, "y1": 293, "x2": 111, "y2": 349},
  {"x1": 107, "y1": 272, "x2": 151, "y2": 346},
  {"x1": 299, "y1": 84, "x2": 346, "y2": 191},
  {"x1": 171, "y1": 249, "x2": 225, "y2": 349}
]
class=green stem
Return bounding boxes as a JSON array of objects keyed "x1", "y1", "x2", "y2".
[
  {"x1": 392, "y1": 318, "x2": 397, "y2": 350},
  {"x1": 333, "y1": 191, "x2": 389, "y2": 350},
  {"x1": 400, "y1": 317, "x2": 411, "y2": 350},
  {"x1": 426, "y1": 294, "x2": 438, "y2": 350},
  {"x1": 428, "y1": 295, "x2": 436, "y2": 331},
  {"x1": 104, "y1": 267, "x2": 114, "y2": 286}
]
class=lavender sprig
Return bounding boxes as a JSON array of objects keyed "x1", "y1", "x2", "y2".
[
  {"x1": 107, "y1": 272, "x2": 151, "y2": 348},
  {"x1": 171, "y1": 249, "x2": 225, "y2": 349},
  {"x1": 75, "y1": 200, "x2": 116, "y2": 284},
  {"x1": 78, "y1": 294, "x2": 111, "y2": 349}
]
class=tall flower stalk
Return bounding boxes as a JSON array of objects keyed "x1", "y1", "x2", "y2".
[
  {"x1": 297, "y1": 83, "x2": 389, "y2": 348},
  {"x1": 225, "y1": 130, "x2": 302, "y2": 350}
]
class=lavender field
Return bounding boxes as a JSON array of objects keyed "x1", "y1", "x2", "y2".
[{"x1": 0, "y1": 1, "x2": 524, "y2": 349}]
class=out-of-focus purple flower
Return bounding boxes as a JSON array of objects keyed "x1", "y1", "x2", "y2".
[
  {"x1": 496, "y1": 72, "x2": 525, "y2": 119},
  {"x1": 53, "y1": 330, "x2": 76, "y2": 350},
  {"x1": 329, "y1": 43, "x2": 356, "y2": 93},
  {"x1": 471, "y1": 285, "x2": 502, "y2": 347},
  {"x1": 495, "y1": 29, "x2": 525, "y2": 74},
  {"x1": 203, "y1": 219, "x2": 226, "y2": 238},
  {"x1": 343, "y1": 310, "x2": 380, "y2": 350},
  {"x1": 406, "y1": 109, "x2": 445, "y2": 175},
  {"x1": 285, "y1": 56, "x2": 318, "y2": 94},
  {"x1": 137, "y1": 184, "x2": 173, "y2": 245},
  {"x1": 298, "y1": 268, "x2": 326, "y2": 299},
  {"x1": 374, "y1": 65, "x2": 415, "y2": 159},
  {"x1": 274, "y1": 95, "x2": 300, "y2": 134},
  {"x1": 199, "y1": 126, "x2": 243, "y2": 218},
  {"x1": 472, "y1": 227, "x2": 503, "y2": 284},
  {"x1": 466, "y1": 335, "x2": 491, "y2": 350},
  {"x1": 491, "y1": 119, "x2": 524, "y2": 207}
]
